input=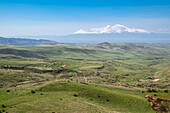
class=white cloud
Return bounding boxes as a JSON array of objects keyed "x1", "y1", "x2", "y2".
[{"x1": 74, "y1": 24, "x2": 150, "y2": 34}]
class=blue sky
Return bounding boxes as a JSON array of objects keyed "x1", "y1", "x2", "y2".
[{"x1": 0, "y1": 0, "x2": 170, "y2": 37}]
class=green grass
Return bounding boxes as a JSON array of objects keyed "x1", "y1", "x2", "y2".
[
  {"x1": 0, "y1": 81, "x2": 155, "y2": 113},
  {"x1": 0, "y1": 43, "x2": 170, "y2": 112}
]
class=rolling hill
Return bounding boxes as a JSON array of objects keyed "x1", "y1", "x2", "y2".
[{"x1": 0, "y1": 43, "x2": 169, "y2": 113}]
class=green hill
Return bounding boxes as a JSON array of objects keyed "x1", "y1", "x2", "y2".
[
  {"x1": 0, "y1": 81, "x2": 154, "y2": 113},
  {"x1": 0, "y1": 43, "x2": 170, "y2": 112}
]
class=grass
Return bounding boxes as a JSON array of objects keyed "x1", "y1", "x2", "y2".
[
  {"x1": 0, "y1": 81, "x2": 155, "y2": 113},
  {"x1": 0, "y1": 43, "x2": 170, "y2": 112}
]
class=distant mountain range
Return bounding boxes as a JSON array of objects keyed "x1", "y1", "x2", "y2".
[
  {"x1": 43, "y1": 33, "x2": 170, "y2": 44},
  {"x1": 52, "y1": 24, "x2": 169, "y2": 44},
  {"x1": 0, "y1": 37, "x2": 57, "y2": 46},
  {"x1": 1, "y1": 33, "x2": 170, "y2": 45}
]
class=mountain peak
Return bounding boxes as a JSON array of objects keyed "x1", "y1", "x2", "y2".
[{"x1": 74, "y1": 24, "x2": 150, "y2": 34}]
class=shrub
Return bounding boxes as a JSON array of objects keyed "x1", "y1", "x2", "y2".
[
  {"x1": 31, "y1": 90, "x2": 35, "y2": 94},
  {"x1": 164, "y1": 90, "x2": 168, "y2": 93},
  {"x1": 152, "y1": 89, "x2": 157, "y2": 92},
  {"x1": 154, "y1": 94, "x2": 157, "y2": 96},
  {"x1": 147, "y1": 88, "x2": 157, "y2": 92},
  {"x1": 2, "y1": 104, "x2": 6, "y2": 108},
  {"x1": 73, "y1": 94, "x2": 78, "y2": 97},
  {"x1": 6, "y1": 90, "x2": 10, "y2": 92}
]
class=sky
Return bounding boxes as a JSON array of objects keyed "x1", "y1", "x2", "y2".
[{"x1": 0, "y1": 0, "x2": 170, "y2": 37}]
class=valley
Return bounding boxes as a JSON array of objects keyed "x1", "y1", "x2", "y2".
[{"x1": 0, "y1": 43, "x2": 170, "y2": 113}]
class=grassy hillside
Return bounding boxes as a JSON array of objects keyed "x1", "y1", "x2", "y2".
[
  {"x1": 0, "y1": 81, "x2": 155, "y2": 113},
  {"x1": 0, "y1": 43, "x2": 169, "y2": 112}
]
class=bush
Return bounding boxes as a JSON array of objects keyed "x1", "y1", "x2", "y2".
[
  {"x1": 31, "y1": 90, "x2": 35, "y2": 94},
  {"x1": 154, "y1": 94, "x2": 157, "y2": 96},
  {"x1": 2, "y1": 104, "x2": 6, "y2": 108},
  {"x1": 152, "y1": 89, "x2": 157, "y2": 92},
  {"x1": 147, "y1": 88, "x2": 157, "y2": 92},
  {"x1": 73, "y1": 94, "x2": 78, "y2": 97},
  {"x1": 6, "y1": 90, "x2": 10, "y2": 92},
  {"x1": 164, "y1": 90, "x2": 168, "y2": 93}
]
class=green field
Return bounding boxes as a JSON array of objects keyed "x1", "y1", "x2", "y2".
[{"x1": 0, "y1": 43, "x2": 170, "y2": 113}]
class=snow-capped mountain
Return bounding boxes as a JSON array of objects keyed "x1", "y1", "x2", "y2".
[
  {"x1": 74, "y1": 24, "x2": 150, "y2": 34},
  {"x1": 13, "y1": 24, "x2": 170, "y2": 44}
]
